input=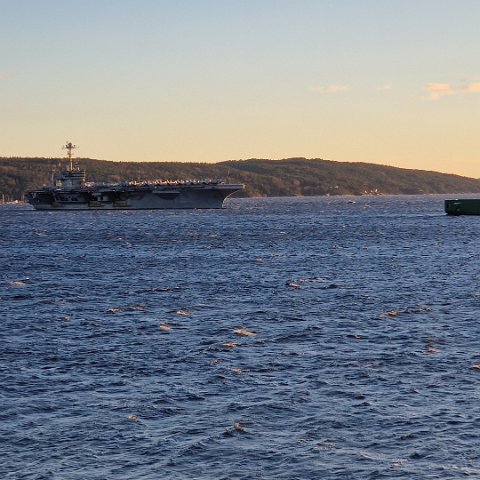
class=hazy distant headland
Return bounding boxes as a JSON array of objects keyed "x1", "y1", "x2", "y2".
[{"x1": 1, "y1": 156, "x2": 480, "y2": 201}]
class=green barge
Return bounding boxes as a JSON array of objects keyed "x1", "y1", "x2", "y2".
[{"x1": 445, "y1": 199, "x2": 480, "y2": 215}]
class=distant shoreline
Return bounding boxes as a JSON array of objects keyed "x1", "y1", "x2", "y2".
[{"x1": 2, "y1": 157, "x2": 480, "y2": 201}]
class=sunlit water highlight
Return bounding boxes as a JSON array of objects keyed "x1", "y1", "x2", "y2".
[{"x1": 1, "y1": 195, "x2": 480, "y2": 479}]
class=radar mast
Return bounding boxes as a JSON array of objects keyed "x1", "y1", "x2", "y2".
[{"x1": 62, "y1": 141, "x2": 78, "y2": 172}]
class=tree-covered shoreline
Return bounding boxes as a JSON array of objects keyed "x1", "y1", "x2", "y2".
[{"x1": 1, "y1": 156, "x2": 480, "y2": 201}]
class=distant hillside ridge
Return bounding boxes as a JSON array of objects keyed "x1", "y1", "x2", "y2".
[{"x1": 1, "y1": 156, "x2": 480, "y2": 201}]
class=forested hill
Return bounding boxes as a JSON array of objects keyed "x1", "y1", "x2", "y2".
[{"x1": 1, "y1": 156, "x2": 480, "y2": 201}]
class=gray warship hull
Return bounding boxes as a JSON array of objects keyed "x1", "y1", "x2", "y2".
[
  {"x1": 25, "y1": 142, "x2": 243, "y2": 210},
  {"x1": 26, "y1": 183, "x2": 243, "y2": 210}
]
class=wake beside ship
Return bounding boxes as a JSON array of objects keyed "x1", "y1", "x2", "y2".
[{"x1": 25, "y1": 143, "x2": 244, "y2": 210}]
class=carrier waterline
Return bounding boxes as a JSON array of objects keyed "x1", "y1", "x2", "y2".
[{"x1": 25, "y1": 142, "x2": 244, "y2": 210}]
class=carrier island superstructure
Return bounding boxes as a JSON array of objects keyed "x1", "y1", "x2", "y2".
[{"x1": 25, "y1": 143, "x2": 244, "y2": 210}]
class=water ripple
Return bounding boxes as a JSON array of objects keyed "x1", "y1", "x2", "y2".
[{"x1": 1, "y1": 196, "x2": 480, "y2": 478}]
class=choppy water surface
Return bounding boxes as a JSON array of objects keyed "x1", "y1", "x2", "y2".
[{"x1": 2, "y1": 195, "x2": 480, "y2": 479}]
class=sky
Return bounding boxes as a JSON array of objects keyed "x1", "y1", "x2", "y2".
[{"x1": 1, "y1": 0, "x2": 480, "y2": 177}]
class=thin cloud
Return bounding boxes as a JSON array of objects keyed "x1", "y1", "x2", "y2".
[
  {"x1": 0, "y1": 71, "x2": 12, "y2": 79},
  {"x1": 425, "y1": 83, "x2": 455, "y2": 100},
  {"x1": 425, "y1": 81, "x2": 480, "y2": 100},
  {"x1": 310, "y1": 84, "x2": 348, "y2": 94},
  {"x1": 460, "y1": 82, "x2": 480, "y2": 93},
  {"x1": 378, "y1": 85, "x2": 393, "y2": 91}
]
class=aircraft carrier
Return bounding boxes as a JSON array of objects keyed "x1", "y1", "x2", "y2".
[{"x1": 25, "y1": 143, "x2": 244, "y2": 210}]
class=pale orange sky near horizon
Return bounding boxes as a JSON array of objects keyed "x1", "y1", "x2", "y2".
[{"x1": 1, "y1": 0, "x2": 480, "y2": 177}]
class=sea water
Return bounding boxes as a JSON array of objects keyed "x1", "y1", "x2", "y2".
[{"x1": 1, "y1": 195, "x2": 480, "y2": 479}]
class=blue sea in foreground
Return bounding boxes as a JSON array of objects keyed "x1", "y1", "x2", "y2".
[{"x1": 2, "y1": 195, "x2": 480, "y2": 479}]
